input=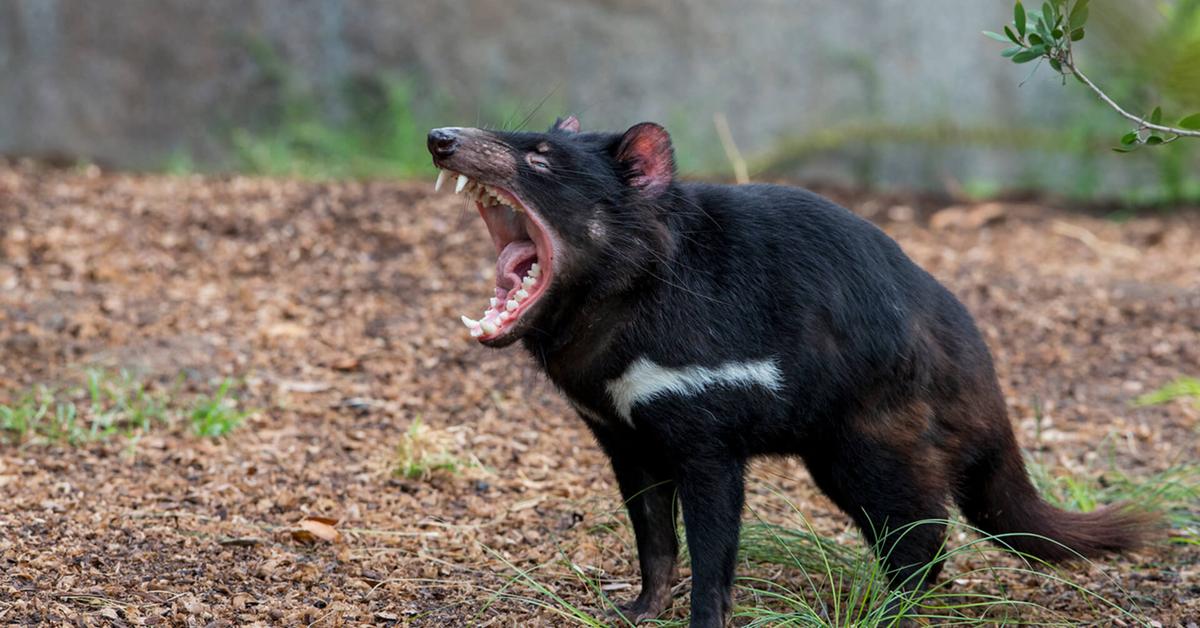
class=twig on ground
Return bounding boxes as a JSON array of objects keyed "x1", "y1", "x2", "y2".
[{"x1": 1050, "y1": 220, "x2": 1140, "y2": 260}]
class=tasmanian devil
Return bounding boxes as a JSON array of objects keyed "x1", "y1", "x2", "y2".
[{"x1": 425, "y1": 117, "x2": 1154, "y2": 626}]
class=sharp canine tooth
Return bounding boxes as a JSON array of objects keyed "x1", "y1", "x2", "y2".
[
  {"x1": 461, "y1": 315, "x2": 478, "y2": 329},
  {"x1": 455, "y1": 174, "x2": 469, "y2": 193},
  {"x1": 435, "y1": 169, "x2": 449, "y2": 192},
  {"x1": 515, "y1": 289, "x2": 529, "y2": 301},
  {"x1": 506, "y1": 299, "x2": 518, "y2": 311},
  {"x1": 481, "y1": 321, "x2": 497, "y2": 334}
]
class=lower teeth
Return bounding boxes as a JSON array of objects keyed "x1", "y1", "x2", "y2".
[{"x1": 460, "y1": 264, "x2": 542, "y2": 337}]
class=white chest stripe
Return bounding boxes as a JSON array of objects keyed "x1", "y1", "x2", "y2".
[{"x1": 605, "y1": 357, "x2": 784, "y2": 424}]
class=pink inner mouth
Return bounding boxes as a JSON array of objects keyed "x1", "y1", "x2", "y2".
[
  {"x1": 496, "y1": 240, "x2": 537, "y2": 297},
  {"x1": 454, "y1": 181, "x2": 555, "y2": 342}
]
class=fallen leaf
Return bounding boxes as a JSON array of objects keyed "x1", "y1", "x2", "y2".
[
  {"x1": 291, "y1": 515, "x2": 341, "y2": 544},
  {"x1": 331, "y1": 357, "x2": 360, "y2": 372}
]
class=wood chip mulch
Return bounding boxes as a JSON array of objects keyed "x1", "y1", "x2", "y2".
[{"x1": 0, "y1": 164, "x2": 1197, "y2": 625}]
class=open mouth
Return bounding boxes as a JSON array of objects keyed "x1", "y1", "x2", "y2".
[{"x1": 434, "y1": 168, "x2": 555, "y2": 344}]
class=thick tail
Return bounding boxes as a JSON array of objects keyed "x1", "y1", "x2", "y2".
[{"x1": 955, "y1": 437, "x2": 1159, "y2": 562}]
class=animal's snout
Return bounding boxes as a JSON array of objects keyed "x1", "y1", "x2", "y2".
[{"x1": 427, "y1": 128, "x2": 460, "y2": 159}]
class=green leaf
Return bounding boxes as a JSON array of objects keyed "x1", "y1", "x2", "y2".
[
  {"x1": 1015, "y1": 1, "x2": 1027, "y2": 37},
  {"x1": 983, "y1": 30, "x2": 1011, "y2": 43},
  {"x1": 1004, "y1": 25, "x2": 1023, "y2": 45},
  {"x1": 1120, "y1": 132, "x2": 1139, "y2": 146},
  {"x1": 1001, "y1": 46, "x2": 1023, "y2": 58},
  {"x1": 1035, "y1": 16, "x2": 1054, "y2": 43},
  {"x1": 1179, "y1": 113, "x2": 1200, "y2": 130},
  {"x1": 1069, "y1": 0, "x2": 1090, "y2": 30},
  {"x1": 1150, "y1": 107, "x2": 1162, "y2": 125},
  {"x1": 1112, "y1": 145, "x2": 1140, "y2": 153},
  {"x1": 1042, "y1": 2, "x2": 1057, "y2": 27},
  {"x1": 1049, "y1": 58, "x2": 1062, "y2": 72},
  {"x1": 1069, "y1": 7, "x2": 1089, "y2": 30},
  {"x1": 1052, "y1": 27, "x2": 1063, "y2": 39},
  {"x1": 1071, "y1": 28, "x2": 1085, "y2": 41},
  {"x1": 1028, "y1": 33, "x2": 1044, "y2": 45},
  {"x1": 1012, "y1": 50, "x2": 1042, "y2": 63},
  {"x1": 1146, "y1": 135, "x2": 1164, "y2": 145}
]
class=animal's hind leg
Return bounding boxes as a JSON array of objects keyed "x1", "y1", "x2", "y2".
[{"x1": 803, "y1": 407, "x2": 952, "y2": 598}]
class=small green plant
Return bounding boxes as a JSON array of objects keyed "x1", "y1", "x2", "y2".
[
  {"x1": 1134, "y1": 376, "x2": 1200, "y2": 408},
  {"x1": 0, "y1": 369, "x2": 171, "y2": 446},
  {"x1": 1, "y1": 369, "x2": 251, "y2": 445},
  {"x1": 394, "y1": 416, "x2": 469, "y2": 480},
  {"x1": 0, "y1": 386, "x2": 72, "y2": 443},
  {"x1": 188, "y1": 378, "x2": 251, "y2": 438},
  {"x1": 84, "y1": 367, "x2": 168, "y2": 435}
]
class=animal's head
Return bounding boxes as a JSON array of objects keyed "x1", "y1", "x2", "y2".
[{"x1": 427, "y1": 117, "x2": 677, "y2": 347}]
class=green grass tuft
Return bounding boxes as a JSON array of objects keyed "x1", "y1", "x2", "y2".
[
  {"x1": 188, "y1": 378, "x2": 252, "y2": 438},
  {"x1": 1134, "y1": 377, "x2": 1200, "y2": 409},
  {"x1": 0, "y1": 370, "x2": 252, "y2": 446},
  {"x1": 474, "y1": 465, "x2": 1184, "y2": 626},
  {"x1": 394, "y1": 416, "x2": 473, "y2": 480}
]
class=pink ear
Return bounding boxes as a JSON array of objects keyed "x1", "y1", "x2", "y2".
[
  {"x1": 616, "y1": 122, "x2": 674, "y2": 197},
  {"x1": 552, "y1": 115, "x2": 581, "y2": 133}
]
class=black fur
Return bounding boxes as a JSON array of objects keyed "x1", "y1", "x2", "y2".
[{"x1": 427, "y1": 121, "x2": 1154, "y2": 627}]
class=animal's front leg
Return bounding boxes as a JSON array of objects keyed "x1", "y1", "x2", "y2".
[
  {"x1": 593, "y1": 429, "x2": 679, "y2": 622},
  {"x1": 677, "y1": 454, "x2": 746, "y2": 628}
]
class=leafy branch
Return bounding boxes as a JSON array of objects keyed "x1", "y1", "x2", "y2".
[{"x1": 985, "y1": 0, "x2": 1200, "y2": 152}]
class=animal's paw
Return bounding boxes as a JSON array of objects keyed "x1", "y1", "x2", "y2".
[{"x1": 609, "y1": 591, "x2": 669, "y2": 624}]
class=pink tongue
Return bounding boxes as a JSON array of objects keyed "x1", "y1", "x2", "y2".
[{"x1": 496, "y1": 240, "x2": 537, "y2": 293}]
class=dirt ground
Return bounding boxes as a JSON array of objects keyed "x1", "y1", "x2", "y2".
[{"x1": 1, "y1": 163, "x2": 1198, "y2": 626}]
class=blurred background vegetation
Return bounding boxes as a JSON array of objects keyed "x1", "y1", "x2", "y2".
[{"x1": 1, "y1": 0, "x2": 1198, "y2": 205}]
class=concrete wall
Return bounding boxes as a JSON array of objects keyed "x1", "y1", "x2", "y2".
[{"x1": 0, "y1": 0, "x2": 1178, "y2": 189}]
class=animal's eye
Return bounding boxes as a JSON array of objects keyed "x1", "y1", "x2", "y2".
[{"x1": 526, "y1": 153, "x2": 551, "y2": 172}]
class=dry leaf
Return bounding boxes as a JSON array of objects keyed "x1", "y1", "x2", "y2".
[
  {"x1": 331, "y1": 357, "x2": 360, "y2": 372},
  {"x1": 290, "y1": 515, "x2": 341, "y2": 544}
]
